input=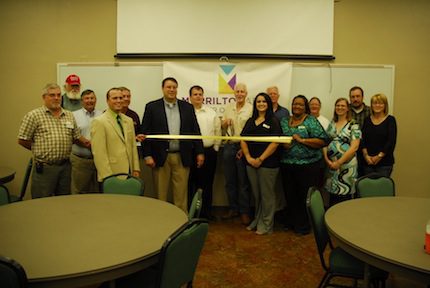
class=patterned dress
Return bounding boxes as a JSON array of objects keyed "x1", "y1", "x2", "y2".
[{"x1": 324, "y1": 120, "x2": 361, "y2": 196}]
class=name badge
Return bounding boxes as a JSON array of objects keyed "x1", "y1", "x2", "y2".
[
  {"x1": 298, "y1": 125, "x2": 306, "y2": 130},
  {"x1": 263, "y1": 123, "x2": 270, "y2": 129},
  {"x1": 65, "y1": 121, "x2": 74, "y2": 129}
]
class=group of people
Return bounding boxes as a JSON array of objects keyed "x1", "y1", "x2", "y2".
[{"x1": 18, "y1": 75, "x2": 397, "y2": 237}]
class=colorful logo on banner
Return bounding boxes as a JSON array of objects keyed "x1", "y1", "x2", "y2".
[{"x1": 218, "y1": 64, "x2": 236, "y2": 94}]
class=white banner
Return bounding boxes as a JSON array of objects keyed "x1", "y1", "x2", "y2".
[{"x1": 163, "y1": 61, "x2": 293, "y2": 115}]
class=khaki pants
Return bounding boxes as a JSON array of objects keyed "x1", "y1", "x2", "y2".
[
  {"x1": 153, "y1": 153, "x2": 190, "y2": 213},
  {"x1": 70, "y1": 153, "x2": 99, "y2": 194},
  {"x1": 31, "y1": 161, "x2": 71, "y2": 198}
]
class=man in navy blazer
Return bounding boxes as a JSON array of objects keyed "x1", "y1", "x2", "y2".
[{"x1": 141, "y1": 77, "x2": 204, "y2": 212}]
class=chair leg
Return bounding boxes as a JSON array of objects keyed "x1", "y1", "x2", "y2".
[
  {"x1": 353, "y1": 279, "x2": 358, "y2": 288},
  {"x1": 318, "y1": 272, "x2": 330, "y2": 288}
]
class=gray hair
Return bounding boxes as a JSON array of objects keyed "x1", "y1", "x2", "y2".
[{"x1": 42, "y1": 83, "x2": 60, "y2": 96}]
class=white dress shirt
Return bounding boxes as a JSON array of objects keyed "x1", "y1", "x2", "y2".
[
  {"x1": 72, "y1": 108, "x2": 102, "y2": 157},
  {"x1": 194, "y1": 105, "x2": 221, "y2": 151}
]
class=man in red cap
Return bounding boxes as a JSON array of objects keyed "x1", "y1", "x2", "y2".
[{"x1": 62, "y1": 74, "x2": 82, "y2": 111}]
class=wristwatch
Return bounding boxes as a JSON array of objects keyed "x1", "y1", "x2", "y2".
[{"x1": 377, "y1": 152, "x2": 384, "y2": 158}]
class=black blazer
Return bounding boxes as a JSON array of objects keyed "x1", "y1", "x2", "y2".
[{"x1": 141, "y1": 98, "x2": 204, "y2": 167}]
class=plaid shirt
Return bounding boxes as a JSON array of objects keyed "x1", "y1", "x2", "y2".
[
  {"x1": 351, "y1": 105, "x2": 371, "y2": 129},
  {"x1": 18, "y1": 106, "x2": 80, "y2": 163}
]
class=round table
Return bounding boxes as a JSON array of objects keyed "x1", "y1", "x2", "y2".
[
  {"x1": 325, "y1": 197, "x2": 430, "y2": 287},
  {"x1": 0, "y1": 166, "x2": 16, "y2": 184},
  {"x1": 0, "y1": 194, "x2": 188, "y2": 288}
]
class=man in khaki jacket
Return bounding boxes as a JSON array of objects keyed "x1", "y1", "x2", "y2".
[{"x1": 91, "y1": 87, "x2": 140, "y2": 182}]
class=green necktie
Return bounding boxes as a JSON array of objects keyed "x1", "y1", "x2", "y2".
[{"x1": 116, "y1": 115, "x2": 124, "y2": 136}]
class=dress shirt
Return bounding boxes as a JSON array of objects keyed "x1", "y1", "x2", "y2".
[
  {"x1": 194, "y1": 105, "x2": 221, "y2": 151},
  {"x1": 72, "y1": 108, "x2": 102, "y2": 157},
  {"x1": 223, "y1": 101, "x2": 253, "y2": 140},
  {"x1": 164, "y1": 99, "x2": 180, "y2": 152}
]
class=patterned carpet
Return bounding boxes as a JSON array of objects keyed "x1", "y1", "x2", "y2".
[
  {"x1": 192, "y1": 213, "x2": 427, "y2": 288},
  {"x1": 193, "y1": 214, "x2": 325, "y2": 288}
]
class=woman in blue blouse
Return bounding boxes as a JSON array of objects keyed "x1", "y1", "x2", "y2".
[
  {"x1": 323, "y1": 98, "x2": 361, "y2": 205},
  {"x1": 361, "y1": 93, "x2": 397, "y2": 177},
  {"x1": 241, "y1": 93, "x2": 281, "y2": 235},
  {"x1": 280, "y1": 95, "x2": 328, "y2": 235}
]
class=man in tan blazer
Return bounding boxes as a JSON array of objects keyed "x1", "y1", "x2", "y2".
[{"x1": 91, "y1": 87, "x2": 140, "y2": 182}]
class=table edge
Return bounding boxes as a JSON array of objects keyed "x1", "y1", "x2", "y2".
[{"x1": 326, "y1": 220, "x2": 430, "y2": 284}]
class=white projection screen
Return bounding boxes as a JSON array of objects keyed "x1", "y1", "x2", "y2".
[{"x1": 117, "y1": 0, "x2": 334, "y2": 58}]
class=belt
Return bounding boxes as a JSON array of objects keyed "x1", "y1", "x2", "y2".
[
  {"x1": 73, "y1": 153, "x2": 93, "y2": 159},
  {"x1": 167, "y1": 151, "x2": 179, "y2": 153},
  {"x1": 43, "y1": 159, "x2": 70, "y2": 165}
]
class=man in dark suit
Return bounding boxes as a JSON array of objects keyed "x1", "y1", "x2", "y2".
[{"x1": 141, "y1": 77, "x2": 204, "y2": 212}]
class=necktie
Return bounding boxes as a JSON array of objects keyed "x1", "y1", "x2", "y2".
[{"x1": 117, "y1": 115, "x2": 124, "y2": 136}]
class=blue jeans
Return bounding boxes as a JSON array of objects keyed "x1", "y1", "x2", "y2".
[{"x1": 222, "y1": 143, "x2": 251, "y2": 214}]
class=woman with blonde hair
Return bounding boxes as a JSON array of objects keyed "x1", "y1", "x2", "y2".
[
  {"x1": 323, "y1": 98, "x2": 361, "y2": 205},
  {"x1": 361, "y1": 93, "x2": 397, "y2": 177}
]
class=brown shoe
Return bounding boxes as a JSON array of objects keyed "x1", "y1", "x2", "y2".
[
  {"x1": 240, "y1": 214, "x2": 251, "y2": 226},
  {"x1": 222, "y1": 210, "x2": 239, "y2": 220}
]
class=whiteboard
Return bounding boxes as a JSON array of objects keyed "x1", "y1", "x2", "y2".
[
  {"x1": 290, "y1": 64, "x2": 395, "y2": 119},
  {"x1": 58, "y1": 63, "x2": 394, "y2": 121}
]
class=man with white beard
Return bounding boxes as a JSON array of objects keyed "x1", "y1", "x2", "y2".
[{"x1": 61, "y1": 74, "x2": 82, "y2": 111}]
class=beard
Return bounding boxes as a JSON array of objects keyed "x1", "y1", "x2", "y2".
[{"x1": 66, "y1": 90, "x2": 80, "y2": 100}]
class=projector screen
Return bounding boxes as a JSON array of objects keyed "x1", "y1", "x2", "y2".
[{"x1": 117, "y1": 0, "x2": 334, "y2": 58}]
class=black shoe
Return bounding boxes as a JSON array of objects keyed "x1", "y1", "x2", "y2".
[
  {"x1": 294, "y1": 228, "x2": 310, "y2": 236},
  {"x1": 283, "y1": 224, "x2": 294, "y2": 232}
]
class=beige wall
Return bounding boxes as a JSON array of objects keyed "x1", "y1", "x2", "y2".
[{"x1": 1, "y1": 0, "x2": 429, "y2": 198}]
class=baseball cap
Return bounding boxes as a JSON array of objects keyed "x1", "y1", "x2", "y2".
[{"x1": 65, "y1": 74, "x2": 81, "y2": 85}]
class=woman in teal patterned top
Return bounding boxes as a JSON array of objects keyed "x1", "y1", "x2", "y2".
[
  {"x1": 280, "y1": 95, "x2": 328, "y2": 235},
  {"x1": 323, "y1": 98, "x2": 361, "y2": 206}
]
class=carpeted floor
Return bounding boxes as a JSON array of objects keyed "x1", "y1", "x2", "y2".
[{"x1": 192, "y1": 213, "x2": 427, "y2": 288}]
